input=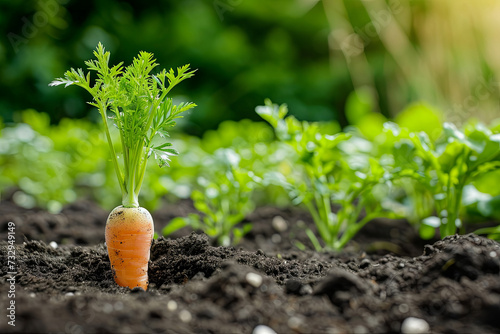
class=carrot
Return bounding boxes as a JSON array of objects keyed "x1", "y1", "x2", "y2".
[
  {"x1": 105, "y1": 206, "x2": 154, "y2": 290},
  {"x1": 50, "y1": 43, "x2": 196, "y2": 290}
]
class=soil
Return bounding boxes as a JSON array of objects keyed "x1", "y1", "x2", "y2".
[{"x1": 1, "y1": 199, "x2": 500, "y2": 334}]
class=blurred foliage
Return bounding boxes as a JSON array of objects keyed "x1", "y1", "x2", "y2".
[
  {"x1": 2, "y1": 104, "x2": 500, "y2": 245},
  {"x1": 3, "y1": 0, "x2": 500, "y2": 135},
  {"x1": 0, "y1": 110, "x2": 124, "y2": 211},
  {"x1": 324, "y1": 0, "x2": 500, "y2": 126},
  {"x1": 382, "y1": 120, "x2": 500, "y2": 238},
  {"x1": 0, "y1": 0, "x2": 340, "y2": 135},
  {"x1": 164, "y1": 148, "x2": 259, "y2": 246},
  {"x1": 0, "y1": 109, "x2": 287, "y2": 213}
]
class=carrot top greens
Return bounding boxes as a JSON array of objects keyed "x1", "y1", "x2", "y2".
[{"x1": 50, "y1": 43, "x2": 196, "y2": 208}]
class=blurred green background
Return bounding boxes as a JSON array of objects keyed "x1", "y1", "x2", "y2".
[
  {"x1": 1, "y1": 0, "x2": 338, "y2": 135},
  {"x1": 2, "y1": 0, "x2": 499, "y2": 135}
]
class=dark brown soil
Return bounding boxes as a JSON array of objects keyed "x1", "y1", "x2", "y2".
[{"x1": 1, "y1": 200, "x2": 500, "y2": 333}]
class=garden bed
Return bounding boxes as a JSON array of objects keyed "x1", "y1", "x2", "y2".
[{"x1": 1, "y1": 200, "x2": 500, "y2": 333}]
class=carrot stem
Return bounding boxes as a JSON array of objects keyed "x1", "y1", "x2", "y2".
[{"x1": 99, "y1": 102, "x2": 125, "y2": 195}]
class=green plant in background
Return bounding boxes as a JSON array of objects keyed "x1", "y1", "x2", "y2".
[
  {"x1": 462, "y1": 184, "x2": 500, "y2": 242},
  {"x1": 347, "y1": 102, "x2": 443, "y2": 236},
  {"x1": 474, "y1": 223, "x2": 500, "y2": 242},
  {"x1": 22, "y1": 110, "x2": 121, "y2": 208},
  {"x1": 0, "y1": 109, "x2": 198, "y2": 212},
  {"x1": 257, "y1": 100, "x2": 401, "y2": 251},
  {"x1": 50, "y1": 43, "x2": 196, "y2": 208},
  {"x1": 162, "y1": 118, "x2": 292, "y2": 246},
  {"x1": 386, "y1": 121, "x2": 500, "y2": 238},
  {"x1": 0, "y1": 109, "x2": 116, "y2": 212},
  {"x1": 163, "y1": 148, "x2": 260, "y2": 246},
  {"x1": 199, "y1": 118, "x2": 292, "y2": 207},
  {"x1": 0, "y1": 112, "x2": 281, "y2": 214},
  {"x1": 0, "y1": 121, "x2": 73, "y2": 212},
  {"x1": 137, "y1": 134, "x2": 204, "y2": 208}
]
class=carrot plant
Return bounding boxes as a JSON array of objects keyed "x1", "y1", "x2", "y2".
[
  {"x1": 164, "y1": 148, "x2": 259, "y2": 246},
  {"x1": 50, "y1": 43, "x2": 195, "y2": 290},
  {"x1": 257, "y1": 100, "x2": 400, "y2": 251},
  {"x1": 386, "y1": 121, "x2": 500, "y2": 238}
]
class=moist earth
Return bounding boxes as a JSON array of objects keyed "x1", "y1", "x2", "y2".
[{"x1": 1, "y1": 200, "x2": 499, "y2": 334}]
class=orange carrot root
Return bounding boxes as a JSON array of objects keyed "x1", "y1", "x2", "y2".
[{"x1": 105, "y1": 206, "x2": 154, "y2": 290}]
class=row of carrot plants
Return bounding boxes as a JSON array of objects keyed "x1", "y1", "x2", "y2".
[
  {"x1": 2, "y1": 102, "x2": 500, "y2": 250},
  {"x1": 166, "y1": 99, "x2": 500, "y2": 249}
]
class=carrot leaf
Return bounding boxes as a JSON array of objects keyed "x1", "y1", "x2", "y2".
[{"x1": 50, "y1": 43, "x2": 196, "y2": 208}]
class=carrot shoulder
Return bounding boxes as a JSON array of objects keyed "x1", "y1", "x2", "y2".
[{"x1": 105, "y1": 206, "x2": 154, "y2": 290}]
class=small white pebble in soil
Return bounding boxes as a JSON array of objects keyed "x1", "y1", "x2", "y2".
[
  {"x1": 49, "y1": 241, "x2": 58, "y2": 249},
  {"x1": 29, "y1": 293, "x2": 36, "y2": 298},
  {"x1": 490, "y1": 251, "x2": 497, "y2": 258},
  {"x1": 401, "y1": 317, "x2": 430, "y2": 334},
  {"x1": 300, "y1": 284, "x2": 313, "y2": 295},
  {"x1": 246, "y1": 272, "x2": 263, "y2": 288},
  {"x1": 167, "y1": 300, "x2": 178, "y2": 311},
  {"x1": 179, "y1": 310, "x2": 192, "y2": 323},
  {"x1": 272, "y1": 216, "x2": 288, "y2": 232},
  {"x1": 65, "y1": 292, "x2": 74, "y2": 297},
  {"x1": 252, "y1": 325, "x2": 277, "y2": 334}
]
